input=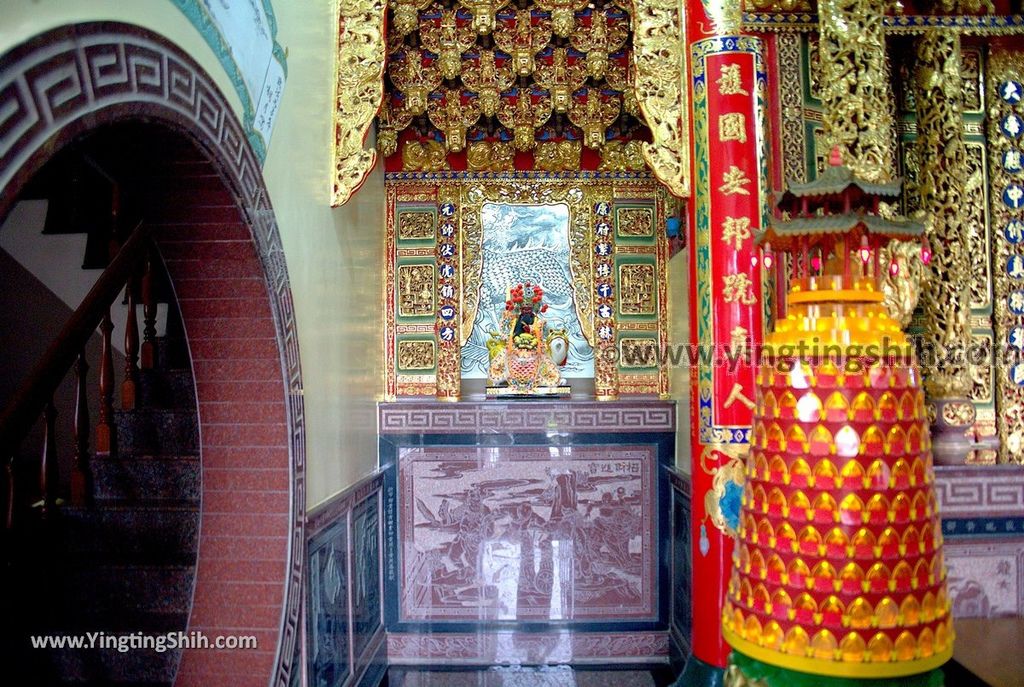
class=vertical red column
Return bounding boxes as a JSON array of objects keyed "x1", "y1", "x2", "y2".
[{"x1": 683, "y1": 6, "x2": 768, "y2": 682}]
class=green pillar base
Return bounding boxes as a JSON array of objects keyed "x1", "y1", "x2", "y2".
[
  {"x1": 727, "y1": 650, "x2": 945, "y2": 687},
  {"x1": 673, "y1": 655, "x2": 725, "y2": 687}
]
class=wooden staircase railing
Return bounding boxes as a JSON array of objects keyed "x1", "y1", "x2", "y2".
[{"x1": 0, "y1": 222, "x2": 159, "y2": 529}]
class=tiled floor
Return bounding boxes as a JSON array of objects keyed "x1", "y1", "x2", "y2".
[{"x1": 385, "y1": 665, "x2": 675, "y2": 687}]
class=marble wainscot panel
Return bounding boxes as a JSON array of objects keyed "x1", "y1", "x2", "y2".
[
  {"x1": 379, "y1": 400, "x2": 676, "y2": 665},
  {"x1": 667, "y1": 468, "x2": 692, "y2": 671},
  {"x1": 935, "y1": 465, "x2": 1024, "y2": 619},
  {"x1": 305, "y1": 472, "x2": 387, "y2": 687}
]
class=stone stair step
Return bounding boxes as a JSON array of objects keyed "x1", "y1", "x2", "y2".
[
  {"x1": 91, "y1": 455, "x2": 200, "y2": 502},
  {"x1": 61, "y1": 502, "x2": 199, "y2": 558},
  {"x1": 136, "y1": 368, "x2": 195, "y2": 410},
  {"x1": 114, "y1": 409, "x2": 198, "y2": 456}
]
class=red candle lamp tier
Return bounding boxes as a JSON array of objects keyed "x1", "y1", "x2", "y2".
[{"x1": 721, "y1": 153, "x2": 952, "y2": 681}]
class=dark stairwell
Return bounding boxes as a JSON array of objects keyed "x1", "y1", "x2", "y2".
[{"x1": 2, "y1": 145, "x2": 201, "y2": 686}]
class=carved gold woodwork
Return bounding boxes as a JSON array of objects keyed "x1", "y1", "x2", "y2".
[
  {"x1": 534, "y1": 141, "x2": 582, "y2": 171},
  {"x1": 745, "y1": 0, "x2": 811, "y2": 10},
  {"x1": 599, "y1": 140, "x2": 646, "y2": 171},
  {"x1": 880, "y1": 238, "x2": 929, "y2": 330},
  {"x1": 388, "y1": 49, "x2": 442, "y2": 116},
  {"x1": 617, "y1": 206, "x2": 655, "y2": 236},
  {"x1": 466, "y1": 141, "x2": 515, "y2": 171},
  {"x1": 331, "y1": 0, "x2": 387, "y2": 207},
  {"x1": 569, "y1": 89, "x2": 621, "y2": 150},
  {"x1": 988, "y1": 49, "x2": 1024, "y2": 463},
  {"x1": 428, "y1": 88, "x2": 481, "y2": 152},
  {"x1": 376, "y1": 98, "x2": 413, "y2": 159},
  {"x1": 619, "y1": 338, "x2": 657, "y2": 369},
  {"x1": 458, "y1": 0, "x2": 511, "y2": 34},
  {"x1": 571, "y1": 8, "x2": 629, "y2": 81},
  {"x1": 419, "y1": 7, "x2": 477, "y2": 80},
  {"x1": 497, "y1": 89, "x2": 553, "y2": 151},
  {"x1": 932, "y1": 0, "x2": 995, "y2": 11},
  {"x1": 534, "y1": 48, "x2": 588, "y2": 113},
  {"x1": 913, "y1": 30, "x2": 973, "y2": 400},
  {"x1": 632, "y1": 0, "x2": 689, "y2": 197},
  {"x1": 398, "y1": 264, "x2": 436, "y2": 316},
  {"x1": 392, "y1": 0, "x2": 434, "y2": 35},
  {"x1": 700, "y1": 0, "x2": 743, "y2": 35},
  {"x1": 398, "y1": 340, "x2": 436, "y2": 370},
  {"x1": 606, "y1": 57, "x2": 641, "y2": 118},
  {"x1": 535, "y1": 0, "x2": 589, "y2": 37},
  {"x1": 461, "y1": 49, "x2": 517, "y2": 118},
  {"x1": 493, "y1": 9, "x2": 551, "y2": 77},
  {"x1": 817, "y1": 0, "x2": 895, "y2": 183},
  {"x1": 618, "y1": 263, "x2": 656, "y2": 315},
  {"x1": 398, "y1": 211, "x2": 436, "y2": 240},
  {"x1": 402, "y1": 140, "x2": 448, "y2": 171}
]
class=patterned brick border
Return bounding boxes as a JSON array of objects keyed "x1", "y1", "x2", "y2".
[{"x1": 0, "y1": 23, "x2": 303, "y2": 687}]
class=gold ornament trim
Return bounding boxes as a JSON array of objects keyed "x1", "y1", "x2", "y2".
[
  {"x1": 632, "y1": 0, "x2": 690, "y2": 198},
  {"x1": 331, "y1": 0, "x2": 387, "y2": 207}
]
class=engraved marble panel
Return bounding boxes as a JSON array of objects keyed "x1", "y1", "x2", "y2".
[
  {"x1": 352, "y1": 494, "x2": 382, "y2": 662},
  {"x1": 945, "y1": 540, "x2": 1023, "y2": 618},
  {"x1": 386, "y1": 631, "x2": 670, "y2": 663},
  {"x1": 397, "y1": 445, "x2": 657, "y2": 622},
  {"x1": 307, "y1": 521, "x2": 349, "y2": 687}
]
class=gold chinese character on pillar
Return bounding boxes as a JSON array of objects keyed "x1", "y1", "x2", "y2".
[
  {"x1": 569, "y1": 88, "x2": 622, "y2": 149},
  {"x1": 721, "y1": 216, "x2": 752, "y2": 250},
  {"x1": 570, "y1": 7, "x2": 629, "y2": 80},
  {"x1": 419, "y1": 8, "x2": 477, "y2": 80},
  {"x1": 428, "y1": 89, "x2": 481, "y2": 152},
  {"x1": 388, "y1": 48, "x2": 442, "y2": 116},
  {"x1": 461, "y1": 49, "x2": 516, "y2": 118},
  {"x1": 497, "y1": 88, "x2": 553, "y2": 151},
  {"x1": 722, "y1": 273, "x2": 756, "y2": 305},
  {"x1": 716, "y1": 63, "x2": 749, "y2": 96},
  {"x1": 718, "y1": 113, "x2": 747, "y2": 143},
  {"x1": 534, "y1": 47, "x2": 588, "y2": 113},
  {"x1": 493, "y1": 9, "x2": 551, "y2": 77}
]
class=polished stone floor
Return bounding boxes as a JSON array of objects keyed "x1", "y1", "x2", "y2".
[{"x1": 385, "y1": 665, "x2": 676, "y2": 687}]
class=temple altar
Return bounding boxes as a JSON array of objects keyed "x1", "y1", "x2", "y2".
[{"x1": 378, "y1": 399, "x2": 676, "y2": 664}]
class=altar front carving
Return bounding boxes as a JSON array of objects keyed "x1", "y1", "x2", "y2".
[{"x1": 384, "y1": 173, "x2": 671, "y2": 400}]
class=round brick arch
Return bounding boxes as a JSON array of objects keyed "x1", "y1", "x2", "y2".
[{"x1": 0, "y1": 23, "x2": 304, "y2": 687}]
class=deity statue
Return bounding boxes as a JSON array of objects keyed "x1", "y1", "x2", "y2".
[{"x1": 487, "y1": 282, "x2": 566, "y2": 393}]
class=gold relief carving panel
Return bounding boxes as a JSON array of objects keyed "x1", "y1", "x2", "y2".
[
  {"x1": 619, "y1": 337, "x2": 657, "y2": 369},
  {"x1": 398, "y1": 211, "x2": 436, "y2": 240},
  {"x1": 964, "y1": 143, "x2": 992, "y2": 310},
  {"x1": 398, "y1": 340, "x2": 436, "y2": 370},
  {"x1": 618, "y1": 263, "x2": 655, "y2": 315},
  {"x1": 777, "y1": 32, "x2": 807, "y2": 184},
  {"x1": 632, "y1": 0, "x2": 689, "y2": 198},
  {"x1": 402, "y1": 141, "x2": 448, "y2": 171},
  {"x1": 962, "y1": 47, "x2": 984, "y2": 113},
  {"x1": 746, "y1": 0, "x2": 812, "y2": 10},
  {"x1": 332, "y1": 0, "x2": 387, "y2": 207},
  {"x1": 534, "y1": 141, "x2": 583, "y2": 171},
  {"x1": 970, "y1": 333, "x2": 994, "y2": 405},
  {"x1": 599, "y1": 140, "x2": 646, "y2": 171},
  {"x1": 398, "y1": 264, "x2": 436, "y2": 317},
  {"x1": 617, "y1": 207, "x2": 654, "y2": 237},
  {"x1": 466, "y1": 141, "x2": 516, "y2": 171}
]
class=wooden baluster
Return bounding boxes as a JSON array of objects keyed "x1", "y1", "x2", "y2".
[
  {"x1": 96, "y1": 310, "x2": 115, "y2": 454},
  {"x1": 140, "y1": 251, "x2": 157, "y2": 369},
  {"x1": 39, "y1": 400, "x2": 58, "y2": 520},
  {"x1": 72, "y1": 352, "x2": 92, "y2": 507},
  {"x1": 122, "y1": 278, "x2": 139, "y2": 410}
]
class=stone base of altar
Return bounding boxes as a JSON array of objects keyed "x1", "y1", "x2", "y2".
[{"x1": 378, "y1": 399, "x2": 677, "y2": 665}]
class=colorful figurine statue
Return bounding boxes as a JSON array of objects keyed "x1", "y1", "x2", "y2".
[{"x1": 488, "y1": 282, "x2": 564, "y2": 392}]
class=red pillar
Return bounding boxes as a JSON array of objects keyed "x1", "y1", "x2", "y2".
[{"x1": 683, "y1": 6, "x2": 767, "y2": 682}]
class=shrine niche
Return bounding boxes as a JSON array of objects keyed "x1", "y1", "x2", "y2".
[{"x1": 384, "y1": 176, "x2": 670, "y2": 400}]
